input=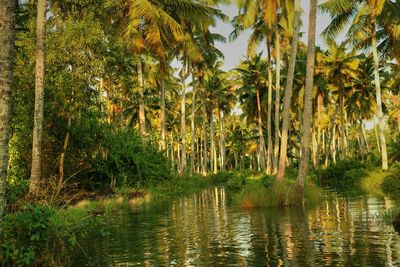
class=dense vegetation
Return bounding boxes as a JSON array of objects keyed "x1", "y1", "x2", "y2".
[{"x1": 1, "y1": 0, "x2": 400, "y2": 265}]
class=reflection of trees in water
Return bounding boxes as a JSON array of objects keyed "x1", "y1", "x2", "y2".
[{"x1": 74, "y1": 188, "x2": 400, "y2": 266}]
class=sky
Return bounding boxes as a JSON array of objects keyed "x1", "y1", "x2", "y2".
[{"x1": 213, "y1": 0, "x2": 336, "y2": 71}]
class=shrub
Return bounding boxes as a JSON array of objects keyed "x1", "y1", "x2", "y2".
[
  {"x1": 226, "y1": 173, "x2": 247, "y2": 193},
  {"x1": 89, "y1": 128, "x2": 172, "y2": 191},
  {"x1": 149, "y1": 174, "x2": 210, "y2": 197},
  {"x1": 208, "y1": 171, "x2": 235, "y2": 184},
  {"x1": 0, "y1": 204, "x2": 97, "y2": 266},
  {"x1": 6, "y1": 178, "x2": 29, "y2": 206},
  {"x1": 382, "y1": 163, "x2": 400, "y2": 193},
  {"x1": 316, "y1": 159, "x2": 367, "y2": 188},
  {"x1": 261, "y1": 174, "x2": 275, "y2": 188}
]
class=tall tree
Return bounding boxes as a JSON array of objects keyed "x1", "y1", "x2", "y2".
[
  {"x1": 0, "y1": 0, "x2": 16, "y2": 221},
  {"x1": 320, "y1": 0, "x2": 390, "y2": 170},
  {"x1": 276, "y1": 0, "x2": 301, "y2": 181},
  {"x1": 297, "y1": 0, "x2": 317, "y2": 192},
  {"x1": 29, "y1": 0, "x2": 47, "y2": 195}
]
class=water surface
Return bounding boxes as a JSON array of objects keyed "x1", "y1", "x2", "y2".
[{"x1": 74, "y1": 187, "x2": 400, "y2": 266}]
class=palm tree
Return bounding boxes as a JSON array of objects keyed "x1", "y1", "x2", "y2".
[
  {"x1": 236, "y1": 54, "x2": 268, "y2": 169},
  {"x1": 204, "y1": 62, "x2": 227, "y2": 173},
  {"x1": 231, "y1": 0, "x2": 288, "y2": 174},
  {"x1": 29, "y1": 0, "x2": 47, "y2": 195},
  {"x1": 0, "y1": 0, "x2": 16, "y2": 221},
  {"x1": 296, "y1": 0, "x2": 317, "y2": 192},
  {"x1": 276, "y1": 0, "x2": 301, "y2": 181},
  {"x1": 317, "y1": 39, "x2": 359, "y2": 158},
  {"x1": 320, "y1": 0, "x2": 390, "y2": 170},
  {"x1": 124, "y1": 0, "x2": 210, "y2": 137}
]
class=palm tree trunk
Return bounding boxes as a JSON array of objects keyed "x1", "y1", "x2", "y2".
[
  {"x1": 312, "y1": 130, "x2": 318, "y2": 167},
  {"x1": 374, "y1": 124, "x2": 381, "y2": 153},
  {"x1": 210, "y1": 100, "x2": 217, "y2": 174},
  {"x1": 371, "y1": 14, "x2": 388, "y2": 171},
  {"x1": 256, "y1": 88, "x2": 266, "y2": 170},
  {"x1": 59, "y1": 114, "x2": 71, "y2": 186},
  {"x1": 331, "y1": 125, "x2": 337, "y2": 164},
  {"x1": 137, "y1": 56, "x2": 146, "y2": 136},
  {"x1": 266, "y1": 41, "x2": 273, "y2": 175},
  {"x1": 190, "y1": 80, "x2": 196, "y2": 176},
  {"x1": 202, "y1": 111, "x2": 208, "y2": 175},
  {"x1": 339, "y1": 81, "x2": 347, "y2": 158},
  {"x1": 29, "y1": 0, "x2": 47, "y2": 195},
  {"x1": 160, "y1": 79, "x2": 166, "y2": 150},
  {"x1": 317, "y1": 93, "x2": 323, "y2": 164},
  {"x1": 171, "y1": 135, "x2": 175, "y2": 169},
  {"x1": 361, "y1": 121, "x2": 369, "y2": 152},
  {"x1": 0, "y1": 0, "x2": 15, "y2": 222},
  {"x1": 219, "y1": 109, "x2": 226, "y2": 171},
  {"x1": 273, "y1": 22, "x2": 281, "y2": 175},
  {"x1": 198, "y1": 65, "x2": 207, "y2": 175},
  {"x1": 180, "y1": 72, "x2": 187, "y2": 174},
  {"x1": 276, "y1": 0, "x2": 301, "y2": 181}
]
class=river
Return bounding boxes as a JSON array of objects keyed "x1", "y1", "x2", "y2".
[{"x1": 74, "y1": 187, "x2": 400, "y2": 266}]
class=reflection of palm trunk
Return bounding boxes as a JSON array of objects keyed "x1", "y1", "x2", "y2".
[
  {"x1": 0, "y1": 0, "x2": 16, "y2": 219},
  {"x1": 30, "y1": 0, "x2": 47, "y2": 195}
]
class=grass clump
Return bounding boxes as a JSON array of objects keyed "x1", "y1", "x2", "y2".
[{"x1": 229, "y1": 173, "x2": 321, "y2": 208}]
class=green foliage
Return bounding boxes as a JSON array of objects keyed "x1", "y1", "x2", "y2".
[
  {"x1": 91, "y1": 129, "x2": 172, "y2": 190},
  {"x1": 316, "y1": 159, "x2": 368, "y2": 188},
  {"x1": 359, "y1": 168, "x2": 386, "y2": 195},
  {"x1": 0, "y1": 204, "x2": 97, "y2": 266},
  {"x1": 261, "y1": 174, "x2": 275, "y2": 188},
  {"x1": 149, "y1": 174, "x2": 210, "y2": 197},
  {"x1": 382, "y1": 163, "x2": 400, "y2": 193},
  {"x1": 388, "y1": 136, "x2": 400, "y2": 162},
  {"x1": 6, "y1": 178, "x2": 30, "y2": 206},
  {"x1": 225, "y1": 173, "x2": 247, "y2": 193},
  {"x1": 208, "y1": 171, "x2": 235, "y2": 184}
]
